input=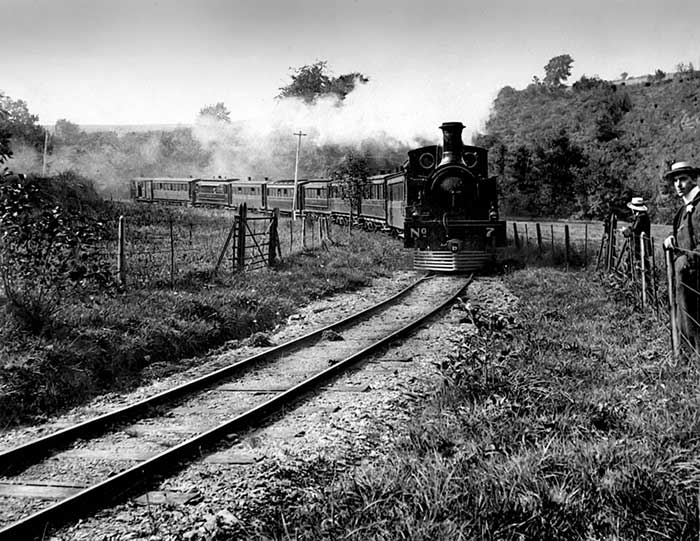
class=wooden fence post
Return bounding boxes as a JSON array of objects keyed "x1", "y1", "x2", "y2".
[
  {"x1": 606, "y1": 215, "x2": 617, "y2": 271},
  {"x1": 289, "y1": 214, "x2": 293, "y2": 256},
  {"x1": 525, "y1": 223, "x2": 529, "y2": 247},
  {"x1": 302, "y1": 213, "x2": 307, "y2": 250},
  {"x1": 640, "y1": 233, "x2": 647, "y2": 309},
  {"x1": 214, "y1": 216, "x2": 237, "y2": 275},
  {"x1": 169, "y1": 213, "x2": 175, "y2": 289},
  {"x1": 650, "y1": 237, "x2": 659, "y2": 312},
  {"x1": 231, "y1": 216, "x2": 237, "y2": 272},
  {"x1": 550, "y1": 225, "x2": 554, "y2": 256},
  {"x1": 237, "y1": 203, "x2": 247, "y2": 269},
  {"x1": 584, "y1": 224, "x2": 588, "y2": 266},
  {"x1": 268, "y1": 208, "x2": 279, "y2": 266},
  {"x1": 309, "y1": 215, "x2": 316, "y2": 250},
  {"x1": 117, "y1": 215, "x2": 126, "y2": 286},
  {"x1": 512, "y1": 223, "x2": 520, "y2": 248},
  {"x1": 665, "y1": 246, "x2": 681, "y2": 359},
  {"x1": 564, "y1": 225, "x2": 570, "y2": 271},
  {"x1": 628, "y1": 236, "x2": 635, "y2": 283},
  {"x1": 536, "y1": 223, "x2": 542, "y2": 254}
]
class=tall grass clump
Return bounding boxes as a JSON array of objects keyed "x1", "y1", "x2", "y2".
[{"x1": 232, "y1": 268, "x2": 698, "y2": 540}]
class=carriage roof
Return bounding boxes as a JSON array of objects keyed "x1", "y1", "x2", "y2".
[
  {"x1": 132, "y1": 177, "x2": 197, "y2": 182},
  {"x1": 367, "y1": 171, "x2": 404, "y2": 182},
  {"x1": 303, "y1": 179, "x2": 331, "y2": 189},
  {"x1": 196, "y1": 177, "x2": 240, "y2": 184}
]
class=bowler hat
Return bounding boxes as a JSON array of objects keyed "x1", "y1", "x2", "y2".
[
  {"x1": 664, "y1": 161, "x2": 700, "y2": 180},
  {"x1": 626, "y1": 196, "x2": 648, "y2": 212}
]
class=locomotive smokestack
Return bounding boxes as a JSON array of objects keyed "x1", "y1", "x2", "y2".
[{"x1": 438, "y1": 122, "x2": 466, "y2": 167}]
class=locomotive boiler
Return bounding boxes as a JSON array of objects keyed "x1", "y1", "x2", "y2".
[{"x1": 403, "y1": 121, "x2": 506, "y2": 272}]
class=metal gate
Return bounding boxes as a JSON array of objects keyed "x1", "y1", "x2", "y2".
[{"x1": 215, "y1": 204, "x2": 280, "y2": 273}]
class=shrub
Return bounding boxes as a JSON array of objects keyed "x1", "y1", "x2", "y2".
[{"x1": 0, "y1": 173, "x2": 113, "y2": 333}]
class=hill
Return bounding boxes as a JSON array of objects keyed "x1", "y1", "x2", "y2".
[{"x1": 476, "y1": 71, "x2": 700, "y2": 222}]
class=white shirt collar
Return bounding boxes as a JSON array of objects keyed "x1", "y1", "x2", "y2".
[{"x1": 683, "y1": 186, "x2": 700, "y2": 205}]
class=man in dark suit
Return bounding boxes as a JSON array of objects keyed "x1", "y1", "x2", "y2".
[
  {"x1": 664, "y1": 161, "x2": 700, "y2": 348},
  {"x1": 624, "y1": 196, "x2": 651, "y2": 261}
]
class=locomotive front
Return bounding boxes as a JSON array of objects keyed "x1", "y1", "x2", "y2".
[{"x1": 403, "y1": 121, "x2": 506, "y2": 272}]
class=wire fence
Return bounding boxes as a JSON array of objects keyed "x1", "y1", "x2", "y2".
[
  {"x1": 507, "y1": 220, "x2": 594, "y2": 269},
  {"x1": 510, "y1": 215, "x2": 698, "y2": 361},
  {"x1": 111, "y1": 206, "x2": 334, "y2": 289}
]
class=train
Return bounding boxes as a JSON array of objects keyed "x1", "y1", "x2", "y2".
[{"x1": 130, "y1": 121, "x2": 507, "y2": 271}]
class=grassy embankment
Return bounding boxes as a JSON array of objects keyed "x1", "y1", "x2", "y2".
[
  {"x1": 0, "y1": 216, "x2": 410, "y2": 426},
  {"x1": 224, "y1": 267, "x2": 698, "y2": 540}
]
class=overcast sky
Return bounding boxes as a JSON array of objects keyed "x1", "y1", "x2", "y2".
[{"x1": 4, "y1": 0, "x2": 700, "y2": 140}]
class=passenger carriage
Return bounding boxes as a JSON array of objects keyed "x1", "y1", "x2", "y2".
[
  {"x1": 360, "y1": 174, "x2": 393, "y2": 230},
  {"x1": 131, "y1": 177, "x2": 196, "y2": 205},
  {"x1": 266, "y1": 179, "x2": 305, "y2": 215},
  {"x1": 228, "y1": 179, "x2": 267, "y2": 211},
  {"x1": 328, "y1": 180, "x2": 352, "y2": 224},
  {"x1": 193, "y1": 178, "x2": 238, "y2": 208},
  {"x1": 302, "y1": 180, "x2": 331, "y2": 215}
]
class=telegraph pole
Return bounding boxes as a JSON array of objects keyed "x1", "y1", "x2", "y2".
[
  {"x1": 41, "y1": 129, "x2": 49, "y2": 176},
  {"x1": 292, "y1": 130, "x2": 306, "y2": 220}
]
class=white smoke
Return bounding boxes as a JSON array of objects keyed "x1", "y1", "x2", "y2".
[{"x1": 191, "y1": 74, "x2": 495, "y2": 180}]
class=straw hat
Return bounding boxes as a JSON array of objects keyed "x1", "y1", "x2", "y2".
[
  {"x1": 626, "y1": 196, "x2": 648, "y2": 212},
  {"x1": 663, "y1": 161, "x2": 700, "y2": 180}
]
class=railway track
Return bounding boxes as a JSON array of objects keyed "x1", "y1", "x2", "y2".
[{"x1": 0, "y1": 274, "x2": 472, "y2": 540}]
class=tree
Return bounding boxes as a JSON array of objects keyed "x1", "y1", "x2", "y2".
[
  {"x1": 54, "y1": 119, "x2": 85, "y2": 147},
  {"x1": 328, "y1": 150, "x2": 369, "y2": 228},
  {"x1": 0, "y1": 95, "x2": 12, "y2": 175},
  {"x1": 648, "y1": 69, "x2": 666, "y2": 82},
  {"x1": 572, "y1": 75, "x2": 609, "y2": 92},
  {"x1": 620, "y1": 72, "x2": 629, "y2": 80},
  {"x1": 328, "y1": 72, "x2": 369, "y2": 100},
  {"x1": 277, "y1": 61, "x2": 369, "y2": 104},
  {"x1": 533, "y1": 129, "x2": 586, "y2": 216},
  {"x1": 0, "y1": 93, "x2": 45, "y2": 151},
  {"x1": 198, "y1": 102, "x2": 231, "y2": 123},
  {"x1": 543, "y1": 54, "x2": 574, "y2": 87}
]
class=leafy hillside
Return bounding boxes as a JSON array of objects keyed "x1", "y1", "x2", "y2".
[{"x1": 477, "y1": 72, "x2": 700, "y2": 222}]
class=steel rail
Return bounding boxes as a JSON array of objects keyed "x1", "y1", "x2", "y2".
[
  {"x1": 0, "y1": 275, "x2": 431, "y2": 474},
  {"x1": 0, "y1": 275, "x2": 471, "y2": 541}
]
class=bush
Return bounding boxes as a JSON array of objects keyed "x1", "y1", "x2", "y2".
[{"x1": 0, "y1": 173, "x2": 114, "y2": 333}]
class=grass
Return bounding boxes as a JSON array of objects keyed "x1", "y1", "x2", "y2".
[
  {"x1": 215, "y1": 267, "x2": 699, "y2": 540},
  {"x1": 0, "y1": 225, "x2": 410, "y2": 425}
]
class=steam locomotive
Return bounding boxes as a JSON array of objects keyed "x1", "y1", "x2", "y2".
[
  {"x1": 131, "y1": 121, "x2": 506, "y2": 272},
  {"x1": 403, "y1": 121, "x2": 506, "y2": 271}
]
